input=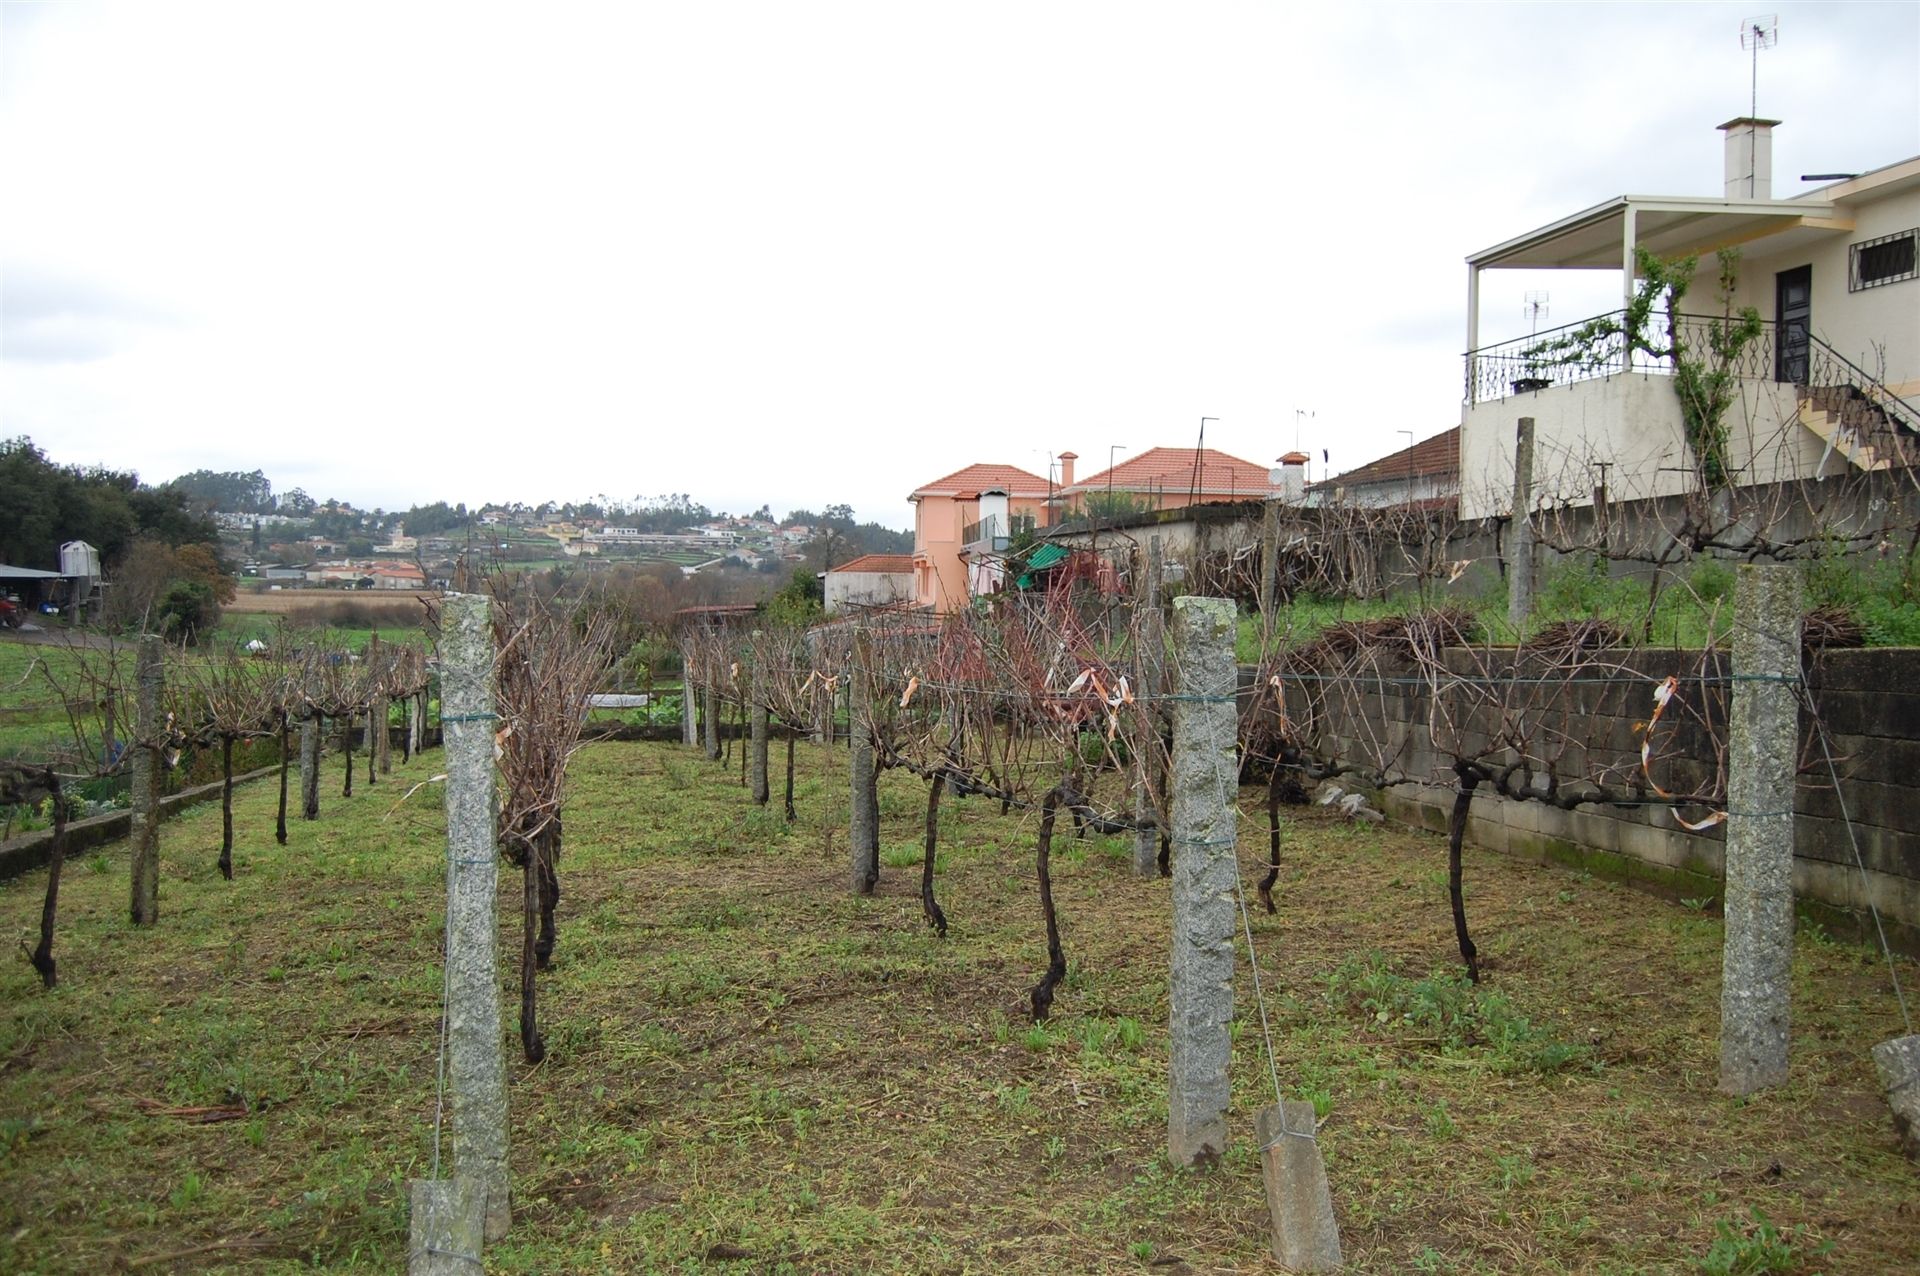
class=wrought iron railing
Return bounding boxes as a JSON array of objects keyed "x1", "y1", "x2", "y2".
[
  {"x1": 1465, "y1": 309, "x2": 1920, "y2": 464},
  {"x1": 960, "y1": 512, "x2": 1036, "y2": 550},
  {"x1": 1469, "y1": 311, "x2": 1914, "y2": 415}
]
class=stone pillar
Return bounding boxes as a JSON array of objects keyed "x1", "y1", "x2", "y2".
[
  {"x1": 438, "y1": 593, "x2": 511, "y2": 1241},
  {"x1": 1506, "y1": 416, "x2": 1536, "y2": 634},
  {"x1": 849, "y1": 628, "x2": 879, "y2": 894},
  {"x1": 1134, "y1": 536, "x2": 1166, "y2": 878},
  {"x1": 128, "y1": 634, "x2": 164, "y2": 927},
  {"x1": 1167, "y1": 595, "x2": 1237, "y2": 1165},
  {"x1": 1719, "y1": 564, "x2": 1803, "y2": 1097},
  {"x1": 749, "y1": 635, "x2": 770, "y2": 806}
]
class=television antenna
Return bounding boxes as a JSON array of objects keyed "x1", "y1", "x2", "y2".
[
  {"x1": 1740, "y1": 15, "x2": 1778, "y2": 121},
  {"x1": 1523, "y1": 291, "x2": 1549, "y2": 336}
]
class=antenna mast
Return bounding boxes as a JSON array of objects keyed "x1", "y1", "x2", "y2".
[
  {"x1": 1523, "y1": 291, "x2": 1550, "y2": 337},
  {"x1": 1741, "y1": 15, "x2": 1778, "y2": 122}
]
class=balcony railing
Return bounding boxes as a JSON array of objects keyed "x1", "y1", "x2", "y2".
[
  {"x1": 960, "y1": 512, "x2": 1036, "y2": 551},
  {"x1": 1466, "y1": 310, "x2": 1920, "y2": 463}
]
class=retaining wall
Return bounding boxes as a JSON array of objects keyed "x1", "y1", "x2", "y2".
[{"x1": 1250, "y1": 647, "x2": 1920, "y2": 954}]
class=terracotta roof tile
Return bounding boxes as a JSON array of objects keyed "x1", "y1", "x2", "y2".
[
  {"x1": 911, "y1": 462, "x2": 1053, "y2": 499},
  {"x1": 1067, "y1": 447, "x2": 1275, "y2": 498},
  {"x1": 830, "y1": 553, "x2": 915, "y2": 575},
  {"x1": 1325, "y1": 428, "x2": 1459, "y2": 490}
]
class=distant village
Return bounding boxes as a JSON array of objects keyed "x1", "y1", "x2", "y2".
[{"x1": 218, "y1": 506, "x2": 823, "y2": 593}]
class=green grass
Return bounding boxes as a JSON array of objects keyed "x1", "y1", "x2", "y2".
[{"x1": 0, "y1": 741, "x2": 1915, "y2": 1271}]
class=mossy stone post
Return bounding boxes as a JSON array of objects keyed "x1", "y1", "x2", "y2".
[
  {"x1": 1167, "y1": 595, "x2": 1236, "y2": 1165},
  {"x1": 1719, "y1": 564, "x2": 1803, "y2": 1097},
  {"x1": 849, "y1": 627, "x2": 879, "y2": 895},
  {"x1": 300, "y1": 712, "x2": 322, "y2": 819},
  {"x1": 1506, "y1": 416, "x2": 1536, "y2": 635},
  {"x1": 438, "y1": 593, "x2": 511, "y2": 1242},
  {"x1": 1134, "y1": 535, "x2": 1166, "y2": 878},
  {"x1": 128, "y1": 634, "x2": 163, "y2": 927},
  {"x1": 749, "y1": 633, "x2": 770, "y2": 806}
]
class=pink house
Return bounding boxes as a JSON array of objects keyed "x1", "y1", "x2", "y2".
[{"x1": 908, "y1": 462, "x2": 1055, "y2": 613}]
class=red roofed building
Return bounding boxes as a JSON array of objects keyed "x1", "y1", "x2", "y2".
[
  {"x1": 1060, "y1": 446, "x2": 1280, "y2": 514},
  {"x1": 908, "y1": 462, "x2": 1054, "y2": 612},
  {"x1": 1318, "y1": 427, "x2": 1460, "y2": 510}
]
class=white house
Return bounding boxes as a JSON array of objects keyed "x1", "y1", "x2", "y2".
[
  {"x1": 823, "y1": 553, "x2": 915, "y2": 614},
  {"x1": 1459, "y1": 119, "x2": 1919, "y2": 520}
]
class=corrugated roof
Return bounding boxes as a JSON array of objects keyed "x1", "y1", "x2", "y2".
[
  {"x1": 830, "y1": 553, "x2": 914, "y2": 575},
  {"x1": 1067, "y1": 447, "x2": 1274, "y2": 498},
  {"x1": 911, "y1": 463, "x2": 1053, "y2": 499},
  {"x1": 1326, "y1": 427, "x2": 1459, "y2": 490}
]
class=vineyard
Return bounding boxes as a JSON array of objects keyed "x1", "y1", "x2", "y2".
[
  {"x1": 0, "y1": 563, "x2": 1916, "y2": 1272},
  {"x1": 2, "y1": 737, "x2": 1916, "y2": 1272}
]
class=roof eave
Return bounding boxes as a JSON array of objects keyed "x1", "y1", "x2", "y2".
[{"x1": 1467, "y1": 194, "x2": 1842, "y2": 270}]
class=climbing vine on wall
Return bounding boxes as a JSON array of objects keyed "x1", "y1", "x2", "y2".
[{"x1": 1522, "y1": 246, "x2": 1764, "y2": 490}]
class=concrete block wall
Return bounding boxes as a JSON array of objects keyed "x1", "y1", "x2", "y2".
[{"x1": 1247, "y1": 647, "x2": 1920, "y2": 954}]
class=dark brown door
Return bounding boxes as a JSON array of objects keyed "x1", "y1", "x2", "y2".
[{"x1": 1776, "y1": 265, "x2": 1811, "y2": 384}]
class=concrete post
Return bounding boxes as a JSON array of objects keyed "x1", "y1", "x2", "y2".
[
  {"x1": 702, "y1": 675, "x2": 720, "y2": 762},
  {"x1": 1134, "y1": 536, "x2": 1166, "y2": 878},
  {"x1": 128, "y1": 634, "x2": 163, "y2": 927},
  {"x1": 1506, "y1": 416, "x2": 1536, "y2": 634},
  {"x1": 1873, "y1": 1035, "x2": 1920, "y2": 1161},
  {"x1": 300, "y1": 713, "x2": 322, "y2": 819},
  {"x1": 1255, "y1": 1101, "x2": 1343, "y2": 1271},
  {"x1": 1258, "y1": 500, "x2": 1279, "y2": 623},
  {"x1": 438, "y1": 593, "x2": 511, "y2": 1241},
  {"x1": 681, "y1": 667, "x2": 698, "y2": 746},
  {"x1": 749, "y1": 634, "x2": 769, "y2": 806},
  {"x1": 1167, "y1": 595, "x2": 1237, "y2": 1165},
  {"x1": 1719, "y1": 564, "x2": 1803, "y2": 1097},
  {"x1": 408, "y1": 1177, "x2": 486, "y2": 1274},
  {"x1": 849, "y1": 628, "x2": 879, "y2": 894}
]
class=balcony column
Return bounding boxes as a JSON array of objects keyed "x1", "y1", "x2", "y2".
[
  {"x1": 1621, "y1": 205, "x2": 1641, "y2": 371},
  {"x1": 1465, "y1": 263, "x2": 1481, "y2": 404}
]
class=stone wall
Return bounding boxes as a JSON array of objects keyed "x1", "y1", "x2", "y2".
[{"x1": 1247, "y1": 646, "x2": 1920, "y2": 954}]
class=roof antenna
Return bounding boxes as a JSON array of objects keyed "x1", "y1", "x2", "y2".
[
  {"x1": 1741, "y1": 15, "x2": 1778, "y2": 124},
  {"x1": 1523, "y1": 291, "x2": 1549, "y2": 336},
  {"x1": 1190, "y1": 417, "x2": 1217, "y2": 505}
]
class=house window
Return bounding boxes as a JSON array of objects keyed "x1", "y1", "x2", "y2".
[{"x1": 1849, "y1": 228, "x2": 1918, "y2": 291}]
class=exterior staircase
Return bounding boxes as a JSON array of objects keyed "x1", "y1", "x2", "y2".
[{"x1": 1797, "y1": 384, "x2": 1918, "y2": 473}]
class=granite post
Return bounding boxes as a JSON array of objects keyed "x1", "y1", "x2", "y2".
[
  {"x1": 1719, "y1": 564, "x2": 1803, "y2": 1096},
  {"x1": 438, "y1": 593, "x2": 511, "y2": 1241},
  {"x1": 1167, "y1": 596, "x2": 1237, "y2": 1164}
]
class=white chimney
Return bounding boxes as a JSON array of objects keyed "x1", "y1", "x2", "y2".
[
  {"x1": 1719, "y1": 117, "x2": 1780, "y2": 200},
  {"x1": 977, "y1": 487, "x2": 1010, "y2": 541},
  {"x1": 1270, "y1": 452, "x2": 1309, "y2": 503}
]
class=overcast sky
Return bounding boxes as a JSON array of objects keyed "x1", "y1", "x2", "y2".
[{"x1": 3, "y1": 1, "x2": 1916, "y2": 529}]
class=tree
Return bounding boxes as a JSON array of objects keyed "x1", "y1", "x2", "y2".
[
  {"x1": 156, "y1": 579, "x2": 218, "y2": 644},
  {"x1": 279, "y1": 488, "x2": 316, "y2": 516}
]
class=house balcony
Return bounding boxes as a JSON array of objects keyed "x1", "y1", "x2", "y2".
[
  {"x1": 1460, "y1": 310, "x2": 1920, "y2": 520},
  {"x1": 960, "y1": 512, "x2": 1036, "y2": 554}
]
